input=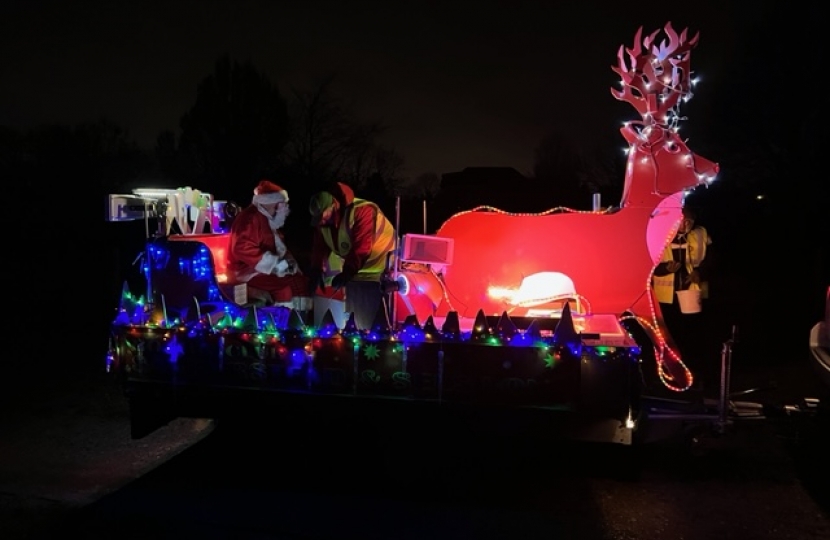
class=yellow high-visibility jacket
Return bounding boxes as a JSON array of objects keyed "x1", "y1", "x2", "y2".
[
  {"x1": 653, "y1": 226, "x2": 711, "y2": 304},
  {"x1": 318, "y1": 198, "x2": 396, "y2": 283}
]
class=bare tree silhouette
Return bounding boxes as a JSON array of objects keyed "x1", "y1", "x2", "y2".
[
  {"x1": 175, "y1": 56, "x2": 290, "y2": 204},
  {"x1": 282, "y1": 75, "x2": 405, "y2": 195}
]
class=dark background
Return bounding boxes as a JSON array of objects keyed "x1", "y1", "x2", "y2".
[{"x1": 0, "y1": 1, "x2": 824, "y2": 373}]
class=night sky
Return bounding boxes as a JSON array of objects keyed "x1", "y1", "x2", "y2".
[
  {"x1": 0, "y1": 1, "x2": 779, "y2": 179},
  {"x1": 2, "y1": 0, "x2": 824, "y2": 371}
]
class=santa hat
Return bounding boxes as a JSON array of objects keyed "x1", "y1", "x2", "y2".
[{"x1": 252, "y1": 180, "x2": 289, "y2": 205}]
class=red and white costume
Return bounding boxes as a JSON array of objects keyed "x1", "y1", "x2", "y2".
[{"x1": 227, "y1": 180, "x2": 308, "y2": 304}]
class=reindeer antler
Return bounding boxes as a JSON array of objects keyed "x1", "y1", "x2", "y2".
[{"x1": 611, "y1": 22, "x2": 699, "y2": 127}]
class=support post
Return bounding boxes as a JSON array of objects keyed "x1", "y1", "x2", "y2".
[
  {"x1": 592, "y1": 193, "x2": 602, "y2": 211},
  {"x1": 716, "y1": 325, "x2": 737, "y2": 433}
]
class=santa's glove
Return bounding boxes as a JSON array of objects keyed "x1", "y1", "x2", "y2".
[{"x1": 273, "y1": 259, "x2": 290, "y2": 276}]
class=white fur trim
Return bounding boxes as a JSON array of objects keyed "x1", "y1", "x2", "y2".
[
  {"x1": 273, "y1": 232, "x2": 287, "y2": 257},
  {"x1": 255, "y1": 251, "x2": 280, "y2": 274},
  {"x1": 252, "y1": 189, "x2": 288, "y2": 205}
]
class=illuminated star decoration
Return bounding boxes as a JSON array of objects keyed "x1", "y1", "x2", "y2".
[{"x1": 363, "y1": 343, "x2": 380, "y2": 360}]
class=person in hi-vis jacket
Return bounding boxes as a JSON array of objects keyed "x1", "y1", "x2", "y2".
[
  {"x1": 308, "y1": 181, "x2": 396, "y2": 331},
  {"x1": 653, "y1": 205, "x2": 713, "y2": 386}
]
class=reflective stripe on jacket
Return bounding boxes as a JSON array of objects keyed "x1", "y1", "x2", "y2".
[
  {"x1": 653, "y1": 226, "x2": 711, "y2": 304},
  {"x1": 320, "y1": 199, "x2": 396, "y2": 282}
]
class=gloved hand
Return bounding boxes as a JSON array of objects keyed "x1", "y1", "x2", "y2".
[
  {"x1": 308, "y1": 271, "x2": 325, "y2": 296},
  {"x1": 273, "y1": 259, "x2": 290, "y2": 276},
  {"x1": 331, "y1": 273, "x2": 349, "y2": 291},
  {"x1": 685, "y1": 269, "x2": 701, "y2": 285}
]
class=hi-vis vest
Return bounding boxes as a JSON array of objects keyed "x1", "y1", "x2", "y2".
[
  {"x1": 320, "y1": 199, "x2": 396, "y2": 283},
  {"x1": 653, "y1": 226, "x2": 711, "y2": 304}
]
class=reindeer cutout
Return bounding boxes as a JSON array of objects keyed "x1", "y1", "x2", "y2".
[{"x1": 394, "y1": 22, "x2": 719, "y2": 392}]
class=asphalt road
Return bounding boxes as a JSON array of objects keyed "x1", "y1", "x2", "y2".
[
  {"x1": 2, "y1": 350, "x2": 829, "y2": 540},
  {"x1": 0, "y1": 367, "x2": 214, "y2": 539}
]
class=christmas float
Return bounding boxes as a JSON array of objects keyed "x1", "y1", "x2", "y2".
[{"x1": 107, "y1": 23, "x2": 748, "y2": 445}]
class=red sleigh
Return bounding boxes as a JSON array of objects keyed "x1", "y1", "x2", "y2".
[
  {"x1": 392, "y1": 23, "x2": 719, "y2": 392},
  {"x1": 106, "y1": 22, "x2": 731, "y2": 444}
]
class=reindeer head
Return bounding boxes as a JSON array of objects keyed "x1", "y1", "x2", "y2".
[{"x1": 611, "y1": 22, "x2": 718, "y2": 207}]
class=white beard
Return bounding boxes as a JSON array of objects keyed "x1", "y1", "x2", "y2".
[{"x1": 257, "y1": 204, "x2": 289, "y2": 231}]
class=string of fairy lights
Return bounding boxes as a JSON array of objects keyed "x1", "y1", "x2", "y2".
[
  {"x1": 435, "y1": 198, "x2": 694, "y2": 392},
  {"x1": 110, "y1": 24, "x2": 710, "y2": 395}
]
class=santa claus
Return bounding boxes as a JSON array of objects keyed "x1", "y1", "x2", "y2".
[{"x1": 227, "y1": 180, "x2": 310, "y2": 309}]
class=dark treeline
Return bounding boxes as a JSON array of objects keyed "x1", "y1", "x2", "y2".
[{"x1": 2, "y1": 6, "x2": 825, "y2": 366}]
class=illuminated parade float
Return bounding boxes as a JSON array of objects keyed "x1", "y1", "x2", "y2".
[{"x1": 107, "y1": 23, "x2": 801, "y2": 444}]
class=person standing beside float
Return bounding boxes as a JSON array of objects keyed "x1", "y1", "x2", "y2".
[{"x1": 652, "y1": 205, "x2": 714, "y2": 387}]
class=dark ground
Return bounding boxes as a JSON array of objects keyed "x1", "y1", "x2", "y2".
[{"x1": 1, "y1": 336, "x2": 829, "y2": 539}]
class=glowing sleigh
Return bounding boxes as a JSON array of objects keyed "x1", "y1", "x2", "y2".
[
  {"x1": 391, "y1": 22, "x2": 717, "y2": 391},
  {"x1": 106, "y1": 23, "x2": 718, "y2": 445}
]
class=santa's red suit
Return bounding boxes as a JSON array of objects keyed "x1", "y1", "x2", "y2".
[{"x1": 227, "y1": 181, "x2": 308, "y2": 304}]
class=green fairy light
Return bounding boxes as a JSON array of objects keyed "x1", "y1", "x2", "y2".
[
  {"x1": 263, "y1": 317, "x2": 277, "y2": 334},
  {"x1": 214, "y1": 312, "x2": 233, "y2": 329}
]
